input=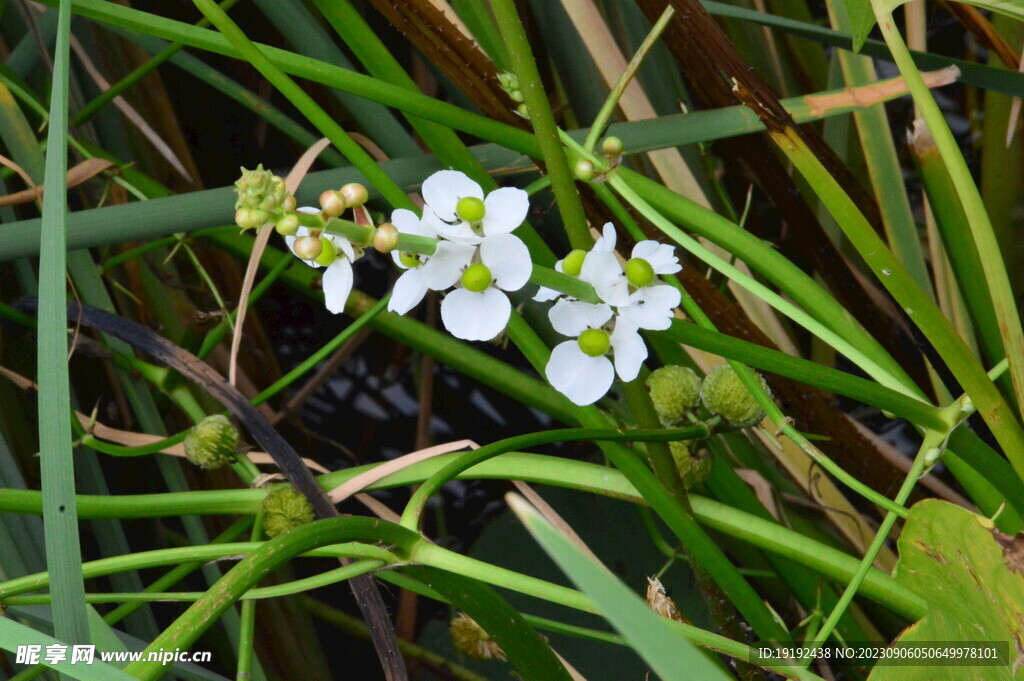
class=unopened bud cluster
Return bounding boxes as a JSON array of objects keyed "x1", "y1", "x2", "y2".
[
  {"x1": 234, "y1": 165, "x2": 289, "y2": 230},
  {"x1": 262, "y1": 485, "x2": 315, "y2": 538}
]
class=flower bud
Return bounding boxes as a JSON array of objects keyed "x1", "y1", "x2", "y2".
[
  {"x1": 319, "y1": 190, "x2": 346, "y2": 217},
  {"x1": 561, "y1": 249, "x2": 587, "y2": 277},
  {"x1": 282, "y1": 195, "x2": 297, "y2": 213},
  {"x1": 262, "y1": 485, "x2": 315, "y2": 538},
  {"x1": 234, "y1": 165, "x2": 288, "y2": 224},
  {"x1": 450, "y1": 613, "x2": 505, "y2": 661},
  {"x1": 602, "y1": 136, "x2": 624, "y2": 156},
  {"x1": 373, "y1": 222, "x2": 400, "y2": 253},
  {"x1": 516, "y1": 103, "x2": 530, "y2": 119},
  {"x1": 292, "y1": 235, "x2": 323, "y2": 261},
  {"x1": 183, "y1": 414, "x2": 239, "y2": 470},
  {"x1": 341, "y1": 183, "x2": 369, "y2": 208},
  {"x1": 646, "y1": 365, "x2": 701, "y2": 424},
  {"x1": 670, "y1": 440, "x2": 711, "y2": 489},
  {"x1": 275, "y1": 213, "x2": 300, "y2": 236},
  {"x1": 574, "y1": 159, "x2": 595, "y2": 182},
  {"x1": 699, "y1": 364, "x2": 768, "y2": 428}
]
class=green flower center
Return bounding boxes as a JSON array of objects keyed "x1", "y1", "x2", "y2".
[
  {"x1": 625, "y1": 257, "x2": 655, "y2": 287},
  {"x1": 577, "y1": 328, "x2": 610, "y2": 357},
  {"x1": 561, "y1": 249, "x2": 587, "y2": 277},
  {"x1": 399, "y1": 252, "x2": 421, "y2": 268},
  {"x1": 314, "y1": 237, "x2": 337, "y2": 266},
  {"x1": 461, "y1": 263, "x2": 493, "y2": 292},
  {"x1": 456, "y1": 196, "x2": 486, "y2": 223}
]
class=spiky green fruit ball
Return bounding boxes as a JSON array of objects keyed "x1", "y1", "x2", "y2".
[
  {"x1": 183, "y1": 415, "x2": 238, "y2": 470},
  {"x1": 645, "y1": 365, "x2": 701, "y2": 424},
  {"x1": 670, "y1": 440, "x2": 712, "y2": 490},
  {"x1": 699, "y1": 364, "x2": 768, "y2": 428},
  {"x1": 262, "y1": 485, "x2": 315, "y2": 538}
]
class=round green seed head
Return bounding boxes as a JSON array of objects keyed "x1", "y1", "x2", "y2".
[
  {"x1": 699, "y1": 364, "x2": 769, "y2": 428},
  {"x1": 670, "y1": 440, "x2": 712, "y2": 490},
  {"x1": 574, "y1": 159, "x2": 595, "y2": 181},
  {"x1": 183, "y1": 415, "x2": 239, "y2": 470},
  {"x1": 561, "y1": 249, "x2": 587, "y2": 277},
  {"x1": 578, "y1": 328, "x2": 610, "y2": 357},
  {"x1": 645, "y1": 365, "x2": 701, "y2": 424},
  {"x1": 314, "y1": 237, "x2": 337, "y2": 267},
  {"x1": 456, "y1": 196, "x2": 486, "y2": 223},
  {"x1": 625, "y1": 257, "x2": 656, "y2": 288},
  {"x1": 262, "y1": 485, "x2": 315, "y2": 538},
  {"x1": 461, "y1": 263, "x2": 492, "y2": 292}
]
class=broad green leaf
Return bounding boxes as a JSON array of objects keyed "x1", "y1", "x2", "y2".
[
  {"x1": 508, "y1": 495, "x2": 734, "y2": 681},
  {"x1": 845, "y1": 0, "x2": 876, "y2": 51},
  {"x1": 870, "y1": 500, "x2": 1024, "y2": 680}
]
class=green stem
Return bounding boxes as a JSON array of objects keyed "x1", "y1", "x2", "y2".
[
  {"x1": 583, "y1": 6, "x2": 675, "y2": 152},
  {"x1": 490, "y1": 0, "x2": 591, "y2": 248}
]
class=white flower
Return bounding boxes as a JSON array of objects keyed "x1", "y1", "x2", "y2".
[
  {"x1": 533, "y1": 223, "x2": 618, "y2": 303},
  {"x1": 419, "y1": 233, "x2": 532, "y2": 341},
  {"x1": 421, "y1": 170, "x2": 529, "y2": 245},
  {"x1": 545, "y1": 299, "x2": 648, "y2": 405},
  {"x1": 618, "y1": 284, "x2": 681, "y2": 331},
  {"x1": 387, "y1": 208, "x2": 437, "y2": 315},
  {"x1": 286, "y1": 207, "x2": 359, "y2": 314}
]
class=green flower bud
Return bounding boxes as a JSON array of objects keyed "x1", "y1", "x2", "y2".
[
  {"x1": 602, "y1": 136, "x2": 624, "y2": 156},
  {"x1": 372, "y1": 222, "x2": 400, "y2": 253},
  {"x1": 561, "y1": 249, "x2": 587, "y2": 277},
  {"x1": 699, "y1": 364, "x2": 769, "y2": 428},
  {"x1": 578, "y1": 328, "x2": 610, "y2": 357},
  {"x1": 574, "y1": 159, "x2": 595, "y2": 181},
  {"x1": 646, "y1": 365, "x2": 701, "y2": 424},
  {"x1": 314, "y1": 237, "x2": 338, "y2": 266},
  {"x1": 341, "y1": 183, "x2": 369, "y2": 208},
  {"x1": 262, "y1": 485, "x2": 315, "y2": 538},
  {"x1": 320, "y1": 190, "x2": 346, "y2": 217},
  {"x1": 275, "y1": 213, "x2": 300, "y2": 236},
  {"x1": 293, "y1": 235, "x2": 323, "y2": 261},
  {"x1": 183, "y1": 415, "x2": 239, "y2": 470},
  {"x1": 625, "y1": 257, "x2": 655, "y2": 288},
  {"x1": 509, "y1": 88, "x2": 524, "y2": 103},
  {"x1": 461, "y1": 263, "x2": 492, "y2": 292},
  {"x1": 456, "y1": 196, "x2": 486, "y2": 223},
  {"x1": 670, "y1": 440, "x2": 712, "y2": 490},
  {"x1": 450, "y1": 613, "x2": 505, "y2": 661},
  {"x1": 516, "y1": 103, "x2": 530, "y2": 118}
]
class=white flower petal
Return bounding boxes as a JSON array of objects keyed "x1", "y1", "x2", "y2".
[
  {"x1": 440, "y1": 287, "x2": 511, "y2": 341},
  {"x1": 391, "y1": 208, "x2": 424, "y2": 236},
  {"x1": 421, "y1": 170, "x2": 482, "y2": 222},
  {"x1": 388, "y1": 268, "x2": 428, "y2": 315},
  {"x1": 631, "y1": 240, "x2": 681, "y2": 274},
  {"x1": 546, "y1": 341, "x2": 614, "y2": 406},
  {"x1": 581, "y1": 250, "x2": 629, "y2": 306},
  {"x1": 610, "y1": 321, "x2": 647, "y2": 381},
  {"x1": 322, "y1": 260, "x2": 354, "y2": 314},
  {"x1": 480, "y1": 233, "x2": 531, "y2": 291},
  {"x1": 420, "y1": 241, "x2": 475, "y2": 290},
  {"x1": 533, "y1": 286, "x2": 561, "y2": 302},
  {"x1": 593, "y1": 222, "x2": 617, "y2": 252},
  {"x1": 619, "y1": 284, "x2": 681, "y2": 331},
  {"x1": 427, "y1": 212, "x2": 482, "y2": 245},
  {"x1": 548, "y1": 299, "x2": 612, "y2": 337},
  {"x1": 481, "y1": 187, "x2": 529, "y2": 236},
  {"x1": 333, "y1": 236, "x2": 356, "y2": 261}
]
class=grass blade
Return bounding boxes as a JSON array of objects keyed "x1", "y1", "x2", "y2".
[{"x1": 35, "y1": 0, "x2": 90, "y2": 662}]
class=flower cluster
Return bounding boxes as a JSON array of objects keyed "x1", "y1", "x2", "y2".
[
  {"x1": 384, "y1": 170, "x2": 532, "y2": 342},
  {"x1": 538, "y1": 223, "x2": 682, "y2": 406}
]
